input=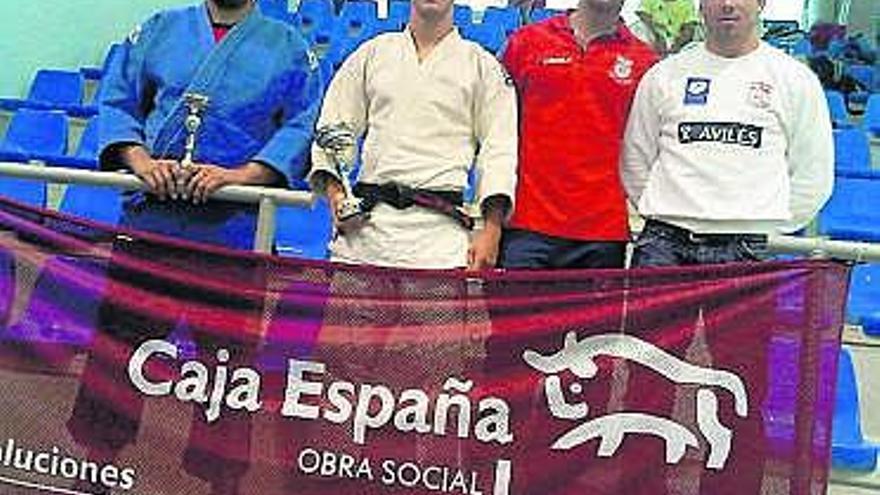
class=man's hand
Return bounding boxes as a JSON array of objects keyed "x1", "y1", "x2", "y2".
[
  {"x1": 467, "y1": 195, "x2": 510, "y2": 271},
  {"x1": 185, "y1": 163, "x2": 238, "y2": 204},
  {"x1": 468, "y1": 224, "x2": 502, "y2": 271},
  {"x1": 122, "y1": 145, "x2": 178, "y2": 200},
  {"x1": 184, "y1": 161, "x2": 280, "y2": 204},
  {"x1": 324, "y1": 178, "x2": 365, "y2": 233}
]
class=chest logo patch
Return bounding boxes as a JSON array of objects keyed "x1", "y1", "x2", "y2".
[
  {"x1": 684, "y1": 78, "x2": 711, "y2": 105},
  {"x1": 746, "y1": 81, "x2": 774, "y2": 109},
  {"x1": 610, "y1": 55, "x2": 634, "y2": 84}
]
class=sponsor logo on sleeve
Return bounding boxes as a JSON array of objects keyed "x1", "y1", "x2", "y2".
[
  {"x1": 678, "y1": 122, "x2": 764, "y2": 149},
  {"x1": 684, "y1": 77, "x2": 711, "y2": 105}
]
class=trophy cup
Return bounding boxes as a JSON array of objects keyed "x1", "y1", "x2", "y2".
[
  {"x1": 315, "y1": 123, "x2": 366, "y2": 224},
  {"x1": 176, "y1": 92, "x2": 210, "y2": 198}
]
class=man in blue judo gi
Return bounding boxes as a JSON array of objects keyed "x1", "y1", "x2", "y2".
[{"x1": 65, "y1": 1, "x2": 322, "y2": 494}]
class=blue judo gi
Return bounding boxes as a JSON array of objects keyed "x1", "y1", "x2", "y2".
[
  {"x1": 99, "y1": 2, "x2": 322, "y2": 249},
  {"x1": 66, "y1": 4, "x2": 322, "y2": 490}
]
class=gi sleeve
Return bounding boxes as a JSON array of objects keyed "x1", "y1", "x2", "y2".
[
  {"x1": 252, "y1": 34, "x2": 324, "y2": 188},
  {"x1": 473, "y1": 51, "x2": 518, "y2": 217},
  {"x1": 307, "y1": 41, "x2": 371, "y2": 193},
  {"x1": 778, "y1": 68, "x2": 834, "y2": 233},
  {"x1": 621, "y1": 64, "x2": 663, "y2": 208},
  {"x1": 97, "y1": 14, "x2": 162, "y2": 170}
]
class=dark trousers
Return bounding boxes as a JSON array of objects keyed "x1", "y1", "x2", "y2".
[
  {"x1": 631, "y1": 219, "x2": 768, "y2": 268},
  {"x1": 628, "y1": 219, "x2": 770, "y2": 493},
  {"x1": 499, "y1": 228, "x2": 626, "y2": 269}
]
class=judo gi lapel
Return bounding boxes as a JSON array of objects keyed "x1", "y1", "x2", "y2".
[{"x1": 152, "y1": 4, "x2": 266, "y2": 157}]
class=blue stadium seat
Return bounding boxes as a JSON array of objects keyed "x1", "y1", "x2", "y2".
[
  {"x1": 528, "y1": 8, "x2": 561, "y2": 23},
  {"x1": 0, "y1": 178, "x2": 46, "y2": 207},
  {"x1": 80, "y1": 43, "x2": 122, "y2": 81},
  {"x1": 0, "y1": 69, "x2": 95, "y2": 117},
  {"x1": 295, "y1": 0, "x2": 335, "y2": 39},
  {"x1": 481, "y1": 6, "x2": 521, "y2": 37},
  {"x1": 59, "y1": 184, "x2": 122, "y2": 225},
  {"x1": 847, "y1": 263, "x2": 880, "y2": 337},
  {"x1": 453, "y1": 4, "x2": 473, "y2": 27},
  {"x1": 338, "y1": 1, "x2": 379, "y2": 35},
  {"x1": 848, "y1": 64, "x2": 875, "y2": 91},
  {"x1": 825, "y1": 90, "x2": 851, "y2": 128},
  {"x1": 275, "y1": 202, "x2": 332, "y2": 259},
  {"x1": 258, "y1": 0, "x2": 295, "y2": 23},
  {"x1": 832, "y1": 347, "x2": 878, "y2": 471},
  {"x1": 460, "y1": 22, "x2": 506, "y2": 55},
  {"x1": 49, "y1": 116, "x2": 99, "y2": 170},
  {"x1": 0, "y1": 109, "x2": 69, "y2": 162},
  {"x1": 833, "y1": 128, "x2": 871, "y2": 175},
  {"x1": 818, "y1": 176, "x2": 880, "y2": 242},
  {"x1": 864, "y1": 94, "x2": 880, "y2": 138},
  {"x1": 791, "y1": 37, "x2": 812, "y2": 57}
]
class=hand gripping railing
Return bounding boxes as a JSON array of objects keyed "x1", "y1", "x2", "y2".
[{"x1": 0, "y1": 162, "x2": 314, "y2": 254}]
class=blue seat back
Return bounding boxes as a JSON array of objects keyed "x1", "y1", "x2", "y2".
[
  {"x1": 296, "y1": 0, "x2": 335, "y2": 37},
  {"x1": 834, "y1": 348, "x2": 861, "y2": 438},
  {"x1": 59, "y1": 184, "x2": 122, "y2": 225},
  {"x1": 0, "y1": 178, "x2": 46, "y2": 207},
  {"x1": 864, "y1": 94, "x2": 880, "y2": 136},
  {"x1": 833, "y1": 128, "x2": 871, "y2": 174},
  {"x1": 528, "y1": 8, "x2": 560, "y2": 23},
  {"x1": 482, "y1": 6, "x2": 521, "y2": 37},
  {"x1": 275, "y1": 202, "x2": 332, "y2": 259},
  {"x1": 460, "y1": 22, "x2": 506, "y2": 55},
  {"x1": 453, "y1": 4, "x2": 473, "y2": 26},
  {"x1": 28, "y1": 70, "x2": 84, "y2": 107},
  {"x1": 848, "y1": 64, "x2": 875, "y2": 90},
  {"x1": 847, "y1": 263, "x2": 880, "y2": 324},
  {"x1": 338, "y1": 1, "x2": 379, "y2": 36},
  {"x1": 821, "y1": 176, "x2": 878, "y2": 220},
  {"x1": 75, "y1": 117, "x2": 100, "y2": 160},
  {"x1": 825, "y1": 90, "x2": 849, "y2": 128},
  {"x1": 1, "y1": 109, "x2": 68, "y2": 157}
]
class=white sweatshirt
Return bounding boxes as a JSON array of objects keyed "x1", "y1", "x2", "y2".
[{"x1": 621, "y1": 42, "x2": 833, "y2": 234}]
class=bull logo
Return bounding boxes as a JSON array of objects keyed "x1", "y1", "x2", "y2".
[{"x1": 523, "y1": 332, "x2": 748, "y2": 470}]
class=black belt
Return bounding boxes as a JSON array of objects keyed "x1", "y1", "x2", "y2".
[
  {"x1": 353, "y1": 182, "x2": 474, "y2": 230},
  {"x1": 645, "y1": 219, "x2": 767, "y2": 245}
]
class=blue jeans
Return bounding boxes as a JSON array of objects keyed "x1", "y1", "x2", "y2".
[
  {"x1": 631, "y1": 220, "x2": 768, "y2": 267},
  {"x1": 499, "y1": 228, "x2": 626, "y2": 269}
]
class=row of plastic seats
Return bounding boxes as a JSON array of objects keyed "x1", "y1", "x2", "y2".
[
  {"x1": 0, "y1": 69, "x2": 98, "y2": 119},
  {"x1": 0, "y1": 109, "x2": 98, "y2": 169},
  {"x1": 826, "y1": 91, "x2": 880, "y2": 131},
  {"x1": 818, "y1": 175, "x2": 880, "y2": 242}
]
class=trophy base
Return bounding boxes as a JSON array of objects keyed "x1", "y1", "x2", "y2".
[{"x1": 336, "y1": 200, "x2": 369, "y2": 231}]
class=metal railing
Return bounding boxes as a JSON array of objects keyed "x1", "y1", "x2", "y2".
[
  {"x1": 0, "y1": 162, "x2": 314, "y2": 254},
  {"x1": 2, "y1": 161, "x2": 880, "y2": 262}
]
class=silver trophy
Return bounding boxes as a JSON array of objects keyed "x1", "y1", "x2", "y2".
[
  {"x1": 315, "y1": 123, "x2": 366, "y2": 223},
  {"x1": 177, "y1": 92, "x2": 210, "y2": 198}
]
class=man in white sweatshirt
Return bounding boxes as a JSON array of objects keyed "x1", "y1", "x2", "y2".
[{"x1": 621, "y1": 0, "x2": 833, "y2": 266}]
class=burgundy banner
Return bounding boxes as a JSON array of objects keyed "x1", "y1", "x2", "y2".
[{"x1": 0, "y1": 197, "x2": 850, "y2": 495}]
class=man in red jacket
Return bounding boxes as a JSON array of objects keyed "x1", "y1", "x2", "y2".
[{"x1": 500, "y1": 0, "x2": 657, "y2": 269}]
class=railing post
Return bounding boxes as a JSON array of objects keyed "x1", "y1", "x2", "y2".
[{"x1": 254, "y1": 196, "x2": 278, "y2": 254}]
